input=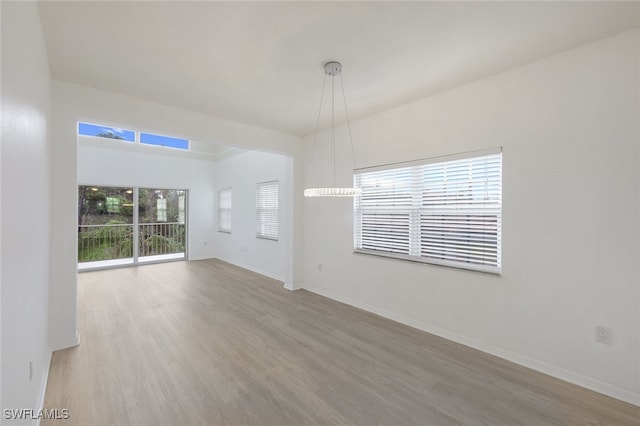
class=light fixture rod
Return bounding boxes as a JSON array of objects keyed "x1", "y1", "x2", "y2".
[
  {"x1": 311, "y1": 74, "x2": 327, "y2": 162},
  {"x1": 340, "y1": 74, "x2": 357, "y2": 170},
  {"x1": 331, "y1": 71, "x2": 336, "y2": 187}
]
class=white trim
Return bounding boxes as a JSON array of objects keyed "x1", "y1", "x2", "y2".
[
  {"x1": 283, "y1": 281, "x2": 300, "y2": 291},
  {"x1": 186, "y1": 254, "x2": 214, "y2": 261},
  {"x1": 302, "y1": 283, "x2": 640, "y2": 407},
  {"x1": 133, "y1": 187, "x2": 140, "y2": 262},
  {"x1": 138, "y1": 253, "x2": 185, "y2": 263},
  {"x1": 49, "y1": 331, "x2": 80, "y2": 353},
  {"x1": 215, "y1": 257, "x2": 283, "y2": 283},
  {"x1": 353, "y1": 249, "x2": 502, "y2": 275},
  {"x1": 33, "y1": 350, "x2": 53, "y2": 426},
  {"x1": 78, "y1": 258, "x2": 134, "y2": 271}
]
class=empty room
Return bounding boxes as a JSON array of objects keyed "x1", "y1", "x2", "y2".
[{"x1": 2, "y1": 1, "x2": 640, "y2": 425}]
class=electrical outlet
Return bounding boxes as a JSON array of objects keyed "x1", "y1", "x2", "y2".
[
  {"x1": 318, "y1": 263, "x2": 323, "y2": 272},
  {"x1": 204, "y1": 241, "x2": 207, "y2": 246},
  {"x1": 596, "y1": 326, "x2": 612, "y2": 345}
]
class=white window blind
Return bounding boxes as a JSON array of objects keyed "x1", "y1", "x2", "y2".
[
  {"x1": 256, "y1": 181, "x2": 279, "y2": 240},
  {"x1": 354, "y1": 151, "x2": 502, "y2": 274},
  {"x1": 218, "y1": 188, "x2": 232, "y2": 233}
]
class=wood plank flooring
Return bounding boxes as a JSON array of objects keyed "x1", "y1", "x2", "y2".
[{"x1": 43, "y1": 259, "x2": 640, "y2": 425}]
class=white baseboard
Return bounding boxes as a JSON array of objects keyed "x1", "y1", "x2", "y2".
[
  {"x1": 283, "y1": 281, "x2": 300, "y2": 291},
  {"x1": 49, "y1": 330, "x2": 80, "y2": 352},
  {"x1": 32, "y1": 334, "x2": 81, "y2": 425},
  {"x1": 215, "y1": 257, "x2": 284, "y2": 283},
  {"x1": 302, "y1": 283, "x2": 640, "y2": 407},
  {"x1": 33, "y1": 350, "x2": 52, "y2": 426},
  {"x1": 187, "y1": 254, "x2": 215, "y2": 261}
]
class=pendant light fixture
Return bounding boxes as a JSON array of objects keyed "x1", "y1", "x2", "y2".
[{"x1": 304, "y1": 61, "x2": 362, "y2": 198}]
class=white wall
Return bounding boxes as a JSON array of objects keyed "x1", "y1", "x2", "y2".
[
  {"x1": 214, "y1": 151, "x2": 289, "y2": 281},
  {"x1": 49, "y1": 81, "x2": 303, "y2": 352},
  {"x1": 78, "y1": 141, "x2": 217, "y2": 261},
  {"x1": 303, "y1": 29, "x2": 640, "y2": 404},
  {"x1": 1, "y1": 1, "x2": 52, "y2": 422}
]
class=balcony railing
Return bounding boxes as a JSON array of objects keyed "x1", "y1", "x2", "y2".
[
  {"x1": 78, "y1": 222, "x2": 185, "y2": 264},
  {"x1": 78, "y1": 223, "x2": 134, "y2": 262},
  {"x1": 138, "y1": 222, "x2": 185, "y2": 257}
]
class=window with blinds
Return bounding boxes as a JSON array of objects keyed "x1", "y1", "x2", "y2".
[
  {"x1": 256, "y1": 181, "x2": 279, "y2": 240},
  {"x1": 354, "y1": 150, "x2": 502, "y2": 274},
  {"x1": 217, "y1": 188, "x2": 232, "y2": 233}
]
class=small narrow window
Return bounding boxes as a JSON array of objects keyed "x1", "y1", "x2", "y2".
[
  {"x1": 218, "y1": 188, "x2": 232, "y2": 233},
  {"x1": 256, "y1": 181, "x2": 278, "y2": 240},
  {"x1": 140, "y1": 133, "x2": 189, "y2": 150},
  {"x1": 78, "y1": 122, "x2": 135, "y2": 142}
]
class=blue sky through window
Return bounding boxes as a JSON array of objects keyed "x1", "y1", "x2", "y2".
[
  {"x1": 78, "y1": 122, "x2": 135, "y2": 142},
  {"x1": 140, "y1": 133, "x2": 189, "y2": 150}
]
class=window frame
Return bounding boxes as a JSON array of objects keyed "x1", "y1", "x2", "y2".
[
  {"x1": 140, "y1": 132, "x2": 189, "y2": 150},
  {"x1": 256, "y1": 181, "x2": 279, "y2": 241},
  {"x1": 353, "y1": 149, "x2": 502, "y2": 274},
  {"x1": 217, "y1": 188, "x2": 232, "y2": 234},
  {"x1": 77, "y1": 122, "x2": 190, "y2": 151},
  {"x1": 77, "y1": 122, "x2": 135, "y2": 142}
]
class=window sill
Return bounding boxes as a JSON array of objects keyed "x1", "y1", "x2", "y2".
[{"x1": 353, "y1": 249, "x2": 501, "y2": 276}]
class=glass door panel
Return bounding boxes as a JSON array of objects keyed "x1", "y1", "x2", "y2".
[
  {"x1": 77, "y1": 186, "x2": 134, "y2": 269},
  {"x1": 138, "y1": 188, "x2": 187, "y2": 262}
]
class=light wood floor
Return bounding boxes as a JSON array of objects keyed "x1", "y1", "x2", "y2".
[{"x1": 43, "y1": 259, "x2": 639, "y2": 426}]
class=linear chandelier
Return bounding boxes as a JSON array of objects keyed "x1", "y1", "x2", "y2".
[{"x1": 304, "y1": 61, "x2": 362, "y2": 198}]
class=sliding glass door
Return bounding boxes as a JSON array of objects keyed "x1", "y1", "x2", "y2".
[
  {"x1": 138, "y1": 188, "x2": 186, "y2": 263},
  {"x1": 77, "y1": 186, "x2": 187, "y2": 270},
  {"x1": 78, "y1": 186, "x2": 135, "y2": 268}
]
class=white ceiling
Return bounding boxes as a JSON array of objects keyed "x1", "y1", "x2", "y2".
[{"x1": 38, "y1": 1, "x2": 640, "y2": 137}]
